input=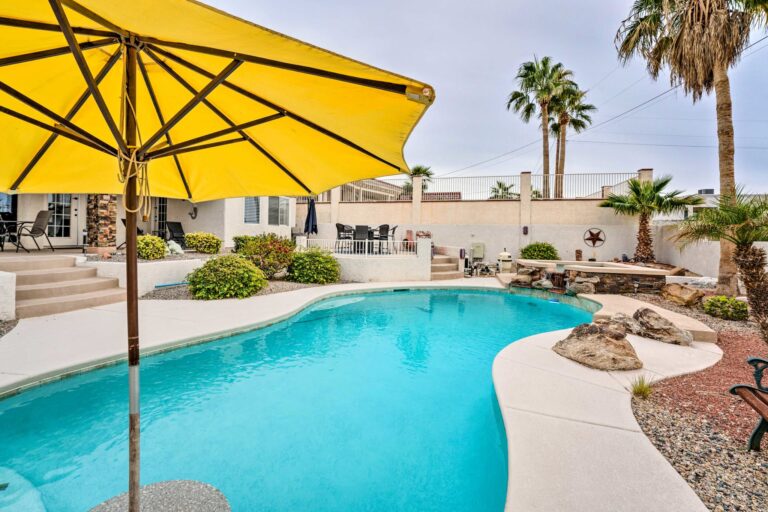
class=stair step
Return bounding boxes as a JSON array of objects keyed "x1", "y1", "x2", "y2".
[
  {"x1": 0, "y1": 255, "x2": 76, "y2": 272},
  {"x1": 13, "y1": 266, "x2": 97, "y2": 285},
  {"x1": 16, "y1": 277, "x2": 120, "y2": 300},
  {"x1": 432, "y1": 255, "x2": 459, "y2": 264},
  {"x1": 431, "y1": 263, "x2": 458, "y2": 272},
  {"x1": 15, "y1": 288, "x2": 127, "y2": 319},
  {"x1": 430, "y1": 270, "x2": 465, "y2": 281}
]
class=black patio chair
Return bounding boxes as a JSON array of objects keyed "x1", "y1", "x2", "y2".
[
  {"x1": 335, "y1": 223, "x2": 353, "y2": 253},
  {"x1": 165, "y1": 221, "x2": 186, "y2": 248},
  {"x1": 0, "y1": 212, "x2": 16, "y2": 252},
  {"x1": 16, "y1": 210, "x2": 54, "y2": 252},
  {"x1": 377, "y1": 224, "x2": 390, "y2": 254},
  {"x1": 117, "y1": 218, "x2": 146, "y2": 250},
  {"x1": 354, "y1": 224, "x2": 371, "y2": 254}
]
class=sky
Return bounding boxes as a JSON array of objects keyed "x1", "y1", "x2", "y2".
[{"x1": 211, "y1": 0, "x2": 768, "y2": 193}]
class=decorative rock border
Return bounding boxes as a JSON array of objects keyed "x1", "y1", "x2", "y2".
[{"x1": 89, "y1": 480, "x2": 230, "y2": 512}]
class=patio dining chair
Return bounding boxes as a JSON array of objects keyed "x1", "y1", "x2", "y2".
[
  {"x1": 335, "y1": 223, "x2": 353, "y2": 253},
  {"x1": 15, "y1": 210, "x2": 54, "y2": 252},
  {"x1": 376, "y1": 224, "x2": 390, "y2": 254},
  {"x1": 354, "y1": 224, "x2": 371, "y2": 254}
]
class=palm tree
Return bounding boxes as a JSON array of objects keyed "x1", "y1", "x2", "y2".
[
  {"x1": 550, "y1": 86, "x2": 596, "y2": 198},
  {"x1": 600, "y1": 176, "x2": 703, "y2": 262},
  {"x1": 400, "y1": 164, "x2": 433, "y2": 195},
  {"x1": 507, "y1": 56, "x2": 574, "y2": 198},
  {"x1": 616, "y1": 0, "x2": 766, "y2": 293},
  {"x1": 489, "y1": 180, "x2": 517, "y2": 200},
  {"x1": 675, "y1": 192, "x2": 768, "y2": 341}
]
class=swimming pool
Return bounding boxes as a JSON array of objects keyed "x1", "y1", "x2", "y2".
[{"x1": 0, "y1": 289, "x2": 591, "y2": 511}]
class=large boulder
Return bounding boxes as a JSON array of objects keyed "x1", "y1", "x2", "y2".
[
  {"x1": 661, "y1": 283, "x2": 704, "y2": 307},
  {"x1": 508, "y1": 274, "x2": 533, "y2": 286},
  {"x1": 632, "y1": 307, "x2": 693, "y2": 346},
  {"x1": 552, "y1": 322, "x2": 643, "y2": 371},
  {"x1": 610, "y1": 312, "x2": 642, "y2": 335},
  {"x1": 566, "y1": 281, "x2": 595, "y2": 295},
  {"x1": 517, "y1": 267, "x2": 537, "y2": 276},
  {"x1": 532, "y1": 278, "x2": 553, "y2": 289}
]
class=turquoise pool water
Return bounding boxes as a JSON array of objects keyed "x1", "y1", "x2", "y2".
[{"x1": 0, "y1": 289, "x2": 591, "y2": 512}]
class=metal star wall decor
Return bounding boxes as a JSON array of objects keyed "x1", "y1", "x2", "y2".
[{"x1": 583, "y1": 228, "x2": 606, "y2": 248}]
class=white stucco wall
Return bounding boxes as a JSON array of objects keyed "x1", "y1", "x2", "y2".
[
  {"x1": 0, "y1": 271, "x2": 15, "y2": 321},
  {"x1": 223, "y1": 197, "x2": 295, "y2": 247},
  {"x1": 82, "y1": 259, "x2": 205, "y2": 296},
  {"x1": 336, "y1": 239, "x2": 432, "y2": 282}
]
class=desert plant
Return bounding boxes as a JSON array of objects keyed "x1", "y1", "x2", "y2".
[
  {"x1": 288, "y1": 248, "x2": 340, "y2": 284},
  {"x1": 184, "y1": 232, "x2": 222, "y2": 254},
  {"x1": 703, "y1": 295, "x2": 749, "y2": 321},
  {"x1": 631, "y1": 375, "x2": 653, "y2": 399},
  {"x1": 600, "y1": 176, "x2": 702, "y2": 262},
  {"x1": 237, "y1": 233, "x2": 295, "y2": 279},
  {"x1": 507, "y1": 56, "x2": 574, "y2": 198},
  {"x1": 675, "y1": 192, "x2": 768, "y2": 340},
  {"x1": 187, "y1": 255, "x2": 267, "y2": 300},
  {"x1": 520, "y1": 242, "x2": 559, "y2": 260},
  {"x1": 616, "y1": 0, "x2": 767, "y2": 294},
  {"x1": 136, "y1": 234, "x2": 166, "y2": 260}
]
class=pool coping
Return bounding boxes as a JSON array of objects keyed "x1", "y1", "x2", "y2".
[{"x1": 0, "y1": 279, "x2": 721, "y2": 511}]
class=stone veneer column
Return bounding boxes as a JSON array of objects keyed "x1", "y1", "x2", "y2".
[{"x1": 87, "y1": 194, "x2": 117, "y2": 249}]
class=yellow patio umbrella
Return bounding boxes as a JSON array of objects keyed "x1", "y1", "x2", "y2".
[{"x1": 0, "y1": 1, "x2": 433, "y2": 508}]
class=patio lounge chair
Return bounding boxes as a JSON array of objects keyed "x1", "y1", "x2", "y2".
[
  {"x1": 166, "y1": 221, "x2": 186, "y2": 248},
  {"x1": 15, "y1": 210, "x2": 54, "y2": 252},
  {"x1": 117, "y1": 218, "x2": 146, "y2": 250}
]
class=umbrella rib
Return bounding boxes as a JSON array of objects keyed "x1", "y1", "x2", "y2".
[
  {"x1": 49, "y1": 0, "x2": 129, "y2": 156},
  {"x1": 145, "y1": 113, "x2": 285, "y2": 159},
  {"x1": 60, "y1": 0, "x2": 127, "y2": 36},
  {"x1": 0, "y1": 105, "x2": 116, "y2": 155},
  {"x1": 141, "y1": 38, "x2": 407, "y2": 95},
  {"x1": 146, "y1": 45, "x2": 402, "y2": 172},
  {"x1": 136, "y1": 53, "x2": 192, "y2": 199},
  {"x1": 10, "y1": 46, "x2": 123, "y2": 191},
  {"x1": 136, "y1": 59, "x2": 243, "y2": 158},
  {"x1": 0, "y1": 16, "x2": 116, "y2": 38},
  {"x1": 149, "y1": 136, "x2": 248, "y2": 158},
  {"x1": 143, "y1": 48, "x2": 313, "y2": 195},
  {"x1": 0, "y1": 81, "x2": 117, "y2": 155},
  {"x1": 0, "y1": 38, "x2": 118, "y2": 68}
]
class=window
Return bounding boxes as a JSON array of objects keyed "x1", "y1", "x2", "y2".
[
  {"x1": 47, "y1": 194, "x2": 72, "y2": 237},
  {"x1": 244, "y1": 197, "x2": 260, "y2": 224},
  {"x1": 268, "y1": 197, "x2": 289, "y2": 226},
  {"x1": 0, "y1": 193, "x2": 12, "y2": 213},
  {"x1": 154, "y1": 197, "x2": 168, "y2": 238}
]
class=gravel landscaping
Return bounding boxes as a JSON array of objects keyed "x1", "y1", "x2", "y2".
[
  {"x1": 141, "y1": 280, "x2": 319, "y2": 300},
  {"x1": 0, "y1": 319, "x2": 17, "y2": 339},
  {"x1": 86, "y1": 252, "x2": 213, "y2": 263}
]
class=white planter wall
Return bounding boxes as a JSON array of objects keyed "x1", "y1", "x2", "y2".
[
  {"x1": 0, "y1": 271, "x2": 15, "y2": 321},
  {"x1": 83, "y1": 259, "x2": 205, "y2": 297}
]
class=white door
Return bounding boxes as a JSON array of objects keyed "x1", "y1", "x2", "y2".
[{"x1": 46, "y1": 194, "x2": 86, "y2": 247}]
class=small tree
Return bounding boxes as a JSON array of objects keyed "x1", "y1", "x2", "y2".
[
  {"x1": 675, "y1": 192, "x2": 768, "y2": 342},
  {"x1": 489, "y1": 180, "x2": 517, "y2": 199},
  {"x1": 401, "y1": 164, "x2": 433, "y2": 195},
  {"x1": 600, "y1": 176, "x2": 702, "y2": 262}
]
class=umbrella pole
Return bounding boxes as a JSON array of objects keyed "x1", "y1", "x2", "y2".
[{"x1": 123, "y1": 42, "x2": 141, "y2": 512}]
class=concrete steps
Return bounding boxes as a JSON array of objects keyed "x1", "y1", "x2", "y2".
[
  {"x1": 431, "y1": 254, "x2": 463, "y2": 280},
  {"x1": 1, "y1": 255, "x2": 125, "y2": 318}
]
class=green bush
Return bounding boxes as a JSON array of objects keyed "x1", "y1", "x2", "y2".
[
  {"x1": 187, "y1": 255, "x2": 267, "y2": 300},
  {"x1": 702, "y1": 295, "x2": 749, "y2": 321},
  {"x1": 520, "y1": 242, "x2": 559, "y2": 260},
  {"x1": 237, "y1": 234, "x2": 295, "y2": 279},
  {"x1": 136, "y1": 234, "x2": 166, "y2": 260},
  {"x1": 185, "y1": 232, "x2": 222, "y2": 254},
  {"x1": 232, "y1": 235, "x2": 258, "y2": 253},
  {"x1": 288, "y1": 248, "x2": 340, "y2": 284}
]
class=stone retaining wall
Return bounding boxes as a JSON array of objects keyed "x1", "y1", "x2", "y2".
[{"x1": 571, "y1": 271, "x2": 665, "y2": 294}]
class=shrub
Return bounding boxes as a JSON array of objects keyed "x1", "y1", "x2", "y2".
[
  {"x1": 631, "y1": 375, "x2": 653, "y2": 399},
  {"x1": 520, "y1": 242, "x2": 559, "y2": 260},
  {"x1": 185, "y1": 232, "x2": 222, "y2": 254},
  {"x1": 136, "y1": 234, "x2": 166, "y2": 260},
  {"x1": 237, "y1": 234, "x2": 295, "y2": 279},
  {"x1": 703, "y1": 296, "x2": 749, "y2": 321},
  {"x1": 232, "y1": 235, "x2": 258, "y2": 253},
  {"x1": 187, "y1": 255, "x2": 267, "y2": 300},
  {"x1": 288, "y1": 248, "x2": 340, "y2": 284}
]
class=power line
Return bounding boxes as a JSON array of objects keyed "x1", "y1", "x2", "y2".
[{"x1": 569, "y1": 139, "x2": 768, "y2": 150}]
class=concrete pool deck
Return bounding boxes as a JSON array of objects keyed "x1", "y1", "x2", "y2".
[{"x1": 0, "y1": 279, "x2": 721, "y2": 511}]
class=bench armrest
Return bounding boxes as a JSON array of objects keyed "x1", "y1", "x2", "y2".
[{"x1": 747, "y1": 357, "x2": 768, "y2": 392}]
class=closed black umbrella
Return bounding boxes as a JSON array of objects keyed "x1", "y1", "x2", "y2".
[{"x1": 304, "y1": 198, "x2": 318, "y2": 234}]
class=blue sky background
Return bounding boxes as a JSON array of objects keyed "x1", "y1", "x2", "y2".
[{"x1": 212, "y1": 0, "x2": 768, "y2": 193}]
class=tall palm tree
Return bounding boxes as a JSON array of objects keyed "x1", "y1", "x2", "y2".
[
  {"x1": 401, "y1": 164, "x2": 433, "y2": 195},
  {"x1": 615, "y1": 0, "x2": 766, "y2": 294},
  {"x1": 489, "y1": 180, "x2": 517, "y2": 199},
  {"x1": 600, "y1": 176, "x2": 702, "y2": 262},
  {"x1": 675, "y1": 192, "x2": 768, "y2": 341},
  {"x1": 507, "y1": 56, "x2": 574, "y2": 198},
  {"x1": 550, "y1": 86, "x2": 596, "y2": 197}
]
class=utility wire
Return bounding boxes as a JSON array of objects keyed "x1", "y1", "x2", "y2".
[{"x1": 568, "y1": 139, "x2": 768, "y2": 150}]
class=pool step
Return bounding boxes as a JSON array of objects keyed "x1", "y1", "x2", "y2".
[
  {"x1": 431, "y1": 262, "x2": 458, "y2": 272},
  {"x1": 431, "y1": 254, "x2": 463, "y2": 280},
  {"x1": 15, "y1": 288, "x2": 127, "y2": 319}
]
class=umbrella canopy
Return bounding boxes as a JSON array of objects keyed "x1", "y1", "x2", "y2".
[
  {"x1": 0, "y1": 2, "x2": 433, "y2": 509},
  {"x1": 303, "y1": 198, "x2": 318, "y2": 235},
  {"x1": 0, "y1": 0, "x2": 434, "y2": 200}
]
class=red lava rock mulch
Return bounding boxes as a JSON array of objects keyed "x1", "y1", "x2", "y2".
[{"x1": 651, "y1": 330, "x2": 767, "y2": 441}]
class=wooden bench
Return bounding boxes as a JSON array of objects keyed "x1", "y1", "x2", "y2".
[{"x1": 729, "y1": 357, "x2": 768, "y2": 451}]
